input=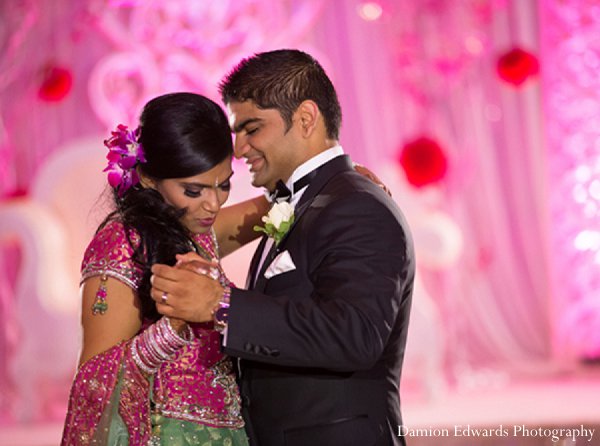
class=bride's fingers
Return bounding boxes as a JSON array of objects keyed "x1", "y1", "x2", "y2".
[
  {"x1": 176, "y1": 253, "x2": 219, "y2": 267},
  {"x1": 176, "y1": 260, "x2": 220, "y2": 280}
]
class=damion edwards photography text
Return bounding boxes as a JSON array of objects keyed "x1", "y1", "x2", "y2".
[{"x1": 398, "y1": 424, "x2": 596, "y2": 443}]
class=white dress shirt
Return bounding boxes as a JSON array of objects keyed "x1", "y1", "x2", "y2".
[
  {"x1": 223, "y1": 146, "x2": 345, "y2": 343},
  {"x1": 256, "y1": 145, "x2": 344, "y2": 275}
]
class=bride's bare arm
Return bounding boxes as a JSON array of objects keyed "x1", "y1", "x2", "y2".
[
  {"x1": 78, "y1": 276, "x2": 143, "y2": 365},
  {"x1": 79, "y1": 277, "x2": 187, "y2": 365}
]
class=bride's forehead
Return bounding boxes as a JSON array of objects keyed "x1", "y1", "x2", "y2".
[{"x1": 188, "y1": 160, "x2": 233, "y2": 183}]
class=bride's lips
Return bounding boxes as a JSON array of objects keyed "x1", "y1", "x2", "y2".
[{"x1": 197, "y1": 218, "x2": 215, "y2": 227}]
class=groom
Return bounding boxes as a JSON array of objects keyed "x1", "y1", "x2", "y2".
[{"x1": 152, "y1": 49, "x2": 414, "y2": 446}]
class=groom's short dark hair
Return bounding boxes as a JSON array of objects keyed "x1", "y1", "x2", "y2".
[{"x1": 219, "y1": 49, "x2": 342, "y2": 140}]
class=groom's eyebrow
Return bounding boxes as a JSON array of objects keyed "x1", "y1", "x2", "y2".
[{"x1": 233, "y1": 118, "x2": 261, "y2": 133}]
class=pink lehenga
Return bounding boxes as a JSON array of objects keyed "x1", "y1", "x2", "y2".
[{"x1": 61, "y1": 221, "x2": 248, "y2": 446}]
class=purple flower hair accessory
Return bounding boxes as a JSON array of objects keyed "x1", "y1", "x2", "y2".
[{"x1": 103, "y1": 124, "x2": 146, "y2": 196}]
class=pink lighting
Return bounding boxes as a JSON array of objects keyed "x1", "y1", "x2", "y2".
[
  {"x1": 464, "y1": 35, "x2": 484, "y2": 55},
  {"x1": 541, "y1": 0, "x2": 600, "y2": 360},
  {"x1": 357, "y1": 2, "x2": 383, "y2": 21},
  {"x1": 1, "y1": 1, "x2": 600, "y2": 443}
]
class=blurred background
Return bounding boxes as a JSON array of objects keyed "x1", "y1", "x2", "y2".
[{"x1": 1, "y1": 0, "x2": 599, "y2": 444}]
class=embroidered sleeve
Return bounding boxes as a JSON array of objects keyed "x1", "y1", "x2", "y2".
[
  {"x1": 81, "y1": 220, "x2": 144, "y2": 290},
  {"x1": 61, "y1": 341, "x2": 153, "y2": 445}
]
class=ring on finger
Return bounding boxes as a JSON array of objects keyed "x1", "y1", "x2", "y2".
[{"x1": 161, "y1": 291, "x2": 168, "y2": 304}]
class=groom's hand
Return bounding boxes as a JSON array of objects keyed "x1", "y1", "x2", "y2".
[{"x1": 150, "y1": 263, "x2": 222, "y2": 323}]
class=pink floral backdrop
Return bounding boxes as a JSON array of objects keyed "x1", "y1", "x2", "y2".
[{"x1": 0, "y1": 0, "x2": 598, "y2": 426}]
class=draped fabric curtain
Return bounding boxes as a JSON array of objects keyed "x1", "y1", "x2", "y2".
[{"x1": 315, "y1": 1, "x2": 552, "y2": 379}]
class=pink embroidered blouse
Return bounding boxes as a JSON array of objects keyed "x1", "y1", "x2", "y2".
[{"x1": 61, "y1": 220, "x2": 243, "y2": 445}]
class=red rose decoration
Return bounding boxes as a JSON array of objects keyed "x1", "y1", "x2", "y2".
[
  {"x1": 496, "y1": 48, "x2": 539, "y2": 86},
  {"x1": 398, "y1": 136, "x2": 448, "y2": 187},
  {"x1": 1, "y1": 187, "x2": 29, "y2": 200},
  {"x1": 38, "y1": 65, "x2": 73, "y2": 101}
]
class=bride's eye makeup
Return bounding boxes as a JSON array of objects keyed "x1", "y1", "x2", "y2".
[
  {"x1": 184, "y1": 187, "x2": 204, "y2": 198},
  {"x1": 181, "y1": 172, "x2": 233, "y2": 198}
]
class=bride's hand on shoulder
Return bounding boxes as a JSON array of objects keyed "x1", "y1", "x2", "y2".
[{"x1": 353, "y1": 163, "x2": 392, "y2": 197}]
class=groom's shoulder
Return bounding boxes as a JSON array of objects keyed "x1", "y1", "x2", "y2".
[
  {"x1": 321, "y1": 169, "x2": 406, "y2": 219},
  {"x1": 327, "y1": 169, "x2": 391, "y2": 201}
]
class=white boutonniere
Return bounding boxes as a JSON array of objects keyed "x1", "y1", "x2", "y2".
[{"x1": 254, "y1": 202, "x2": 295, "y2": 244}]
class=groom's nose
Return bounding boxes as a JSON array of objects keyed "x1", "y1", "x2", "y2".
[{"x1": 233, "y1": 134, "x2": 250, "y2": 159}]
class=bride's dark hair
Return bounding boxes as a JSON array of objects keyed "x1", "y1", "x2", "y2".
[{"x1": 99, "y1": 92, "x2": 233, "y2": 320}]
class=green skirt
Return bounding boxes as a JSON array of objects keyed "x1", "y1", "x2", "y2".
[
  {"x1": 105, "y1": 373, "x2": 248, "y2": 445},
  {"x1": 107, "y1": 411, "x2": 249, "y2": 445},
  {"x1": 149, "y1": 414, "x2": 249, "y2": 446}
]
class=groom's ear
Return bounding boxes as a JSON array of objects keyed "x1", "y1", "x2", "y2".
[{"x1": 295, "y1": 100, "x2": 319, "y2": 138}]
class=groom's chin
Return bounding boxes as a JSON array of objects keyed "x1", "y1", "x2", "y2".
[{"x1": 250, "y1": 173, "x2": 270, "y2": 190}]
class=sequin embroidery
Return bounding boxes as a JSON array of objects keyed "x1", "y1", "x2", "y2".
[{"x1": 62, "y1": 221, "x2": 244, "y2": 445}]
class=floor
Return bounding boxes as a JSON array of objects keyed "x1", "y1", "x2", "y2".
[
  {"x1": 1, "y1": 365, "x2": 599, "y2": 445},
  {"x1": 401, "y1": 364, "x2": 600, "y2": 445}
]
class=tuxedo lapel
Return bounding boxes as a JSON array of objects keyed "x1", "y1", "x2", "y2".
[
  {"x1": 253, "y1": 239, "x2": 278, "y2": 291},
  {"x1": 247, "y1": 234, "x2": 269, "y2": 289},
  {"x1": 278, "y1": 154, "x2": 354, "y2": 248},
  {"x1": 252, "y1": 155, "x2": 354, "y2": 291},
  {"x1": 294, "y1": 154, "x2": 353, "y2": 212}
]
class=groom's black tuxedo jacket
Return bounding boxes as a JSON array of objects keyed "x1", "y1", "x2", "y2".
[{"x1": 225, "y1": 155, "x2": 414, "y2": 446}]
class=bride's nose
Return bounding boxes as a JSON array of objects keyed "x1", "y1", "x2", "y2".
[{"x1": 201, "y1": 188, "x2": 221, "y2": 213}]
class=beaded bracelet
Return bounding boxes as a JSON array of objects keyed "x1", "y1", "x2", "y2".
[
  {"x1": 213, "y1": 285, "x2": 232, "y2": 333},
  {"x1": 130, "y1": 317, "x2": 194, "y2": 374}
]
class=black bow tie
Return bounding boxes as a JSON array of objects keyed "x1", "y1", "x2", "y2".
[
  {"x1": 269, "y1": 170, "x2": 319, "y2": 203},
  {"x1": 270, "y1": 180, "x2": 292, "y2": 203}
]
